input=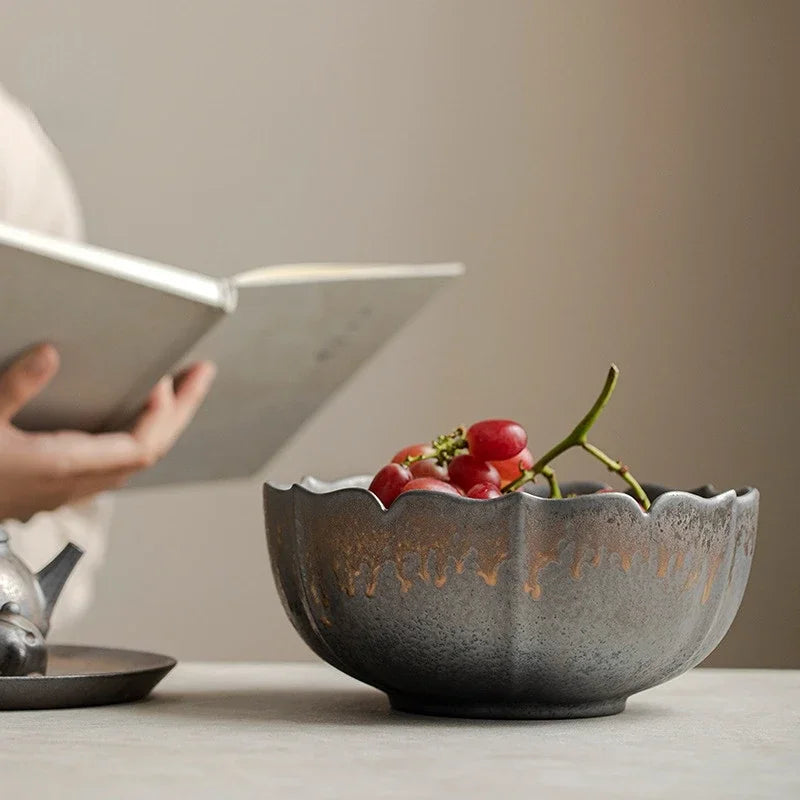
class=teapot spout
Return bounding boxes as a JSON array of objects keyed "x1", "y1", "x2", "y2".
[{"x1": 36, "y1": 543, "x2": 84, "y2": 632}]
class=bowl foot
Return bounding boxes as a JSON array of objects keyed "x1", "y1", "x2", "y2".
[{"x1": 388, "y1": 694, "x2": 627, "y2": 720}]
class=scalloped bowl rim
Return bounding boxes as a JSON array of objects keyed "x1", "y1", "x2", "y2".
[{"x1": 265, "y1": 475, "x2": 757, "y2": 519}]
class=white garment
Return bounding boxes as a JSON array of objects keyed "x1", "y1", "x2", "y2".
[{"x1": 0, "y1": 84, "x2": 109, "y2": 630}]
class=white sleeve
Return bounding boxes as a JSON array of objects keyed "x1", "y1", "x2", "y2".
[
  {"x1": 0, "y1": 84, "x2": 111, "y2": 632},
  {"x1": 0, "y1": 85, "x2": 84, "y2": 240},
  {"x1": 2, "y1": 497, "x2": 113, "y2": 632}
]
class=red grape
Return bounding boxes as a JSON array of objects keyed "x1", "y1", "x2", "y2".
[
  {"x1": 490, "y1": 447, "x2": 534, "y2": 487},
  {"x1": 399, "y1": 478, "x2": 462, "y2": 496},
  {"x1": 409, "y1": 459, "x2": 449, "y2": 481},
  {"x1": 448, "y1": 454, "x2": 501, "y2": 491},
  {"x1": 369, "y1": 463, "x2": 412, "y2": 506},
  {"x1": 466, "y1": 419, "x2": 527, "y2": 461},
  {"x1": 467, "y1": 483, "x2": 503, "y2": 500},
  {"x1": 391, "y1": 443, "x2": 434, "y2": 464}
]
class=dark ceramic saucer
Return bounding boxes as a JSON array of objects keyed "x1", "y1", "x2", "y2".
[{"x1": 0, "y1": 645, "x2": 175, "y2": 711}]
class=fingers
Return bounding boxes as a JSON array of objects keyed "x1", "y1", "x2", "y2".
[
  {"x1": 131, "y1": 362, "x2": 216, "y2": 462},
  {"x1": 1, "y1": 428, "x2": 142, "y2": 520},
  {"x1": 130, "y1": 376, "x2": 176, "y2": 456},
  {"x1": 0, "y1": 359, "x2": 216, "y2": 519},
  {"x1": 24, "y1": 466, "x2": 136, "y2": 516},
  {"x1": 24, "y1": 430, "x2": 146, "y2": 474},
  {"x1": 65, "y1": 467, "x2": 137, "y2": 503},
  {"x1": 171, "y1": 361, "x2": 216, "y2": 433},
  {"x1": 9, "y1": 359, "x2": 215, "y2": 515},
  {"x1": 0, "y1": 344, "x2": 60, "y2": 422}
]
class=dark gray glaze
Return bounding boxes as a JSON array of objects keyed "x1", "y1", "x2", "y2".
[
  {"x1": 0, "y1": 609, "x2": 47, "y2": 677},
  {"x1": 264, "y1": 477, "x2": 758, "y2": 719},
  {"x1": 0, "y1": 645, "x2": 176, "y2": 710}
]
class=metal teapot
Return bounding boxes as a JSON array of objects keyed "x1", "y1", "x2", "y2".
[{"x1": 0, "y1": 525, "x2": 83, "y2": 676}]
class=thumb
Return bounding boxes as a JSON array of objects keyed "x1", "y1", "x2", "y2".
[{"x1": 0, "y1": 343, "x2": 60, "y2": 423}]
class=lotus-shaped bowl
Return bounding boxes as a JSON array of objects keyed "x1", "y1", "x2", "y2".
[{"x1": 263, "y1": 477, "x2": 758, "y2": 719}]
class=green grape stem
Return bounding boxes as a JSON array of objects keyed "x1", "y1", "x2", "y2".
[
  {"x1": 501, "y1": 365, "x2": 651, "y2": 510},
  {"x1": 540, "y1": 465, "x2": 562, "y2": 499},
  {"x1": 403, "y1": 426, "x2": 468, "y2": 467}
]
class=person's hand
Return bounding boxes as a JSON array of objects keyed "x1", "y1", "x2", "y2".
[{"x1": 0, "y1": 344, "x2": 216, "y2": 522}]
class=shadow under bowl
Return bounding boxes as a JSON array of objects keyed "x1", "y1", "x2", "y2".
[{"x1": 263, "y1": 477, "x2": 758, "y2": 719}]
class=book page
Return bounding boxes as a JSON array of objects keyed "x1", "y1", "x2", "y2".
[
  {"x1": 129, "y1": 270, "x2": 457, "y2": 486},
  {"x1": 232, "y1": 262, "x2": 463, "y2": 287}
]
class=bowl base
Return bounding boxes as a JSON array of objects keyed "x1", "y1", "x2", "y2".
[{"x1": 389, "y1": 694, "x2": 627, "y2": 720}]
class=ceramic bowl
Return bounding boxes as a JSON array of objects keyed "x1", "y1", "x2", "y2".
[{"x1": 263, "y1": 477, "x2": 758, "y2": 719}]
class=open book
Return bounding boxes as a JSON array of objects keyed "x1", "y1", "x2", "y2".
[{"x1": 0, "y1": 223, "x2": 462, "y2": 487}]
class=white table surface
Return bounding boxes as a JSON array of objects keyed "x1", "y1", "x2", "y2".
[{"x1": 2, "y1": 664, "x2": 798, "y2": 799}]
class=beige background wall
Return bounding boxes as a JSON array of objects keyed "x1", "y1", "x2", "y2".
[{"x1": 1, "y1": 1, "x2": 797, "y2": 666}]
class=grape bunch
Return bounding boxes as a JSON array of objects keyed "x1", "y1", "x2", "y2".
[
  {"x1": 366, "y1": 365, "x2": 654, "y2": 510},
  {"x1": 368, "y1": 419, "x2": 534, "y2": 507}
]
